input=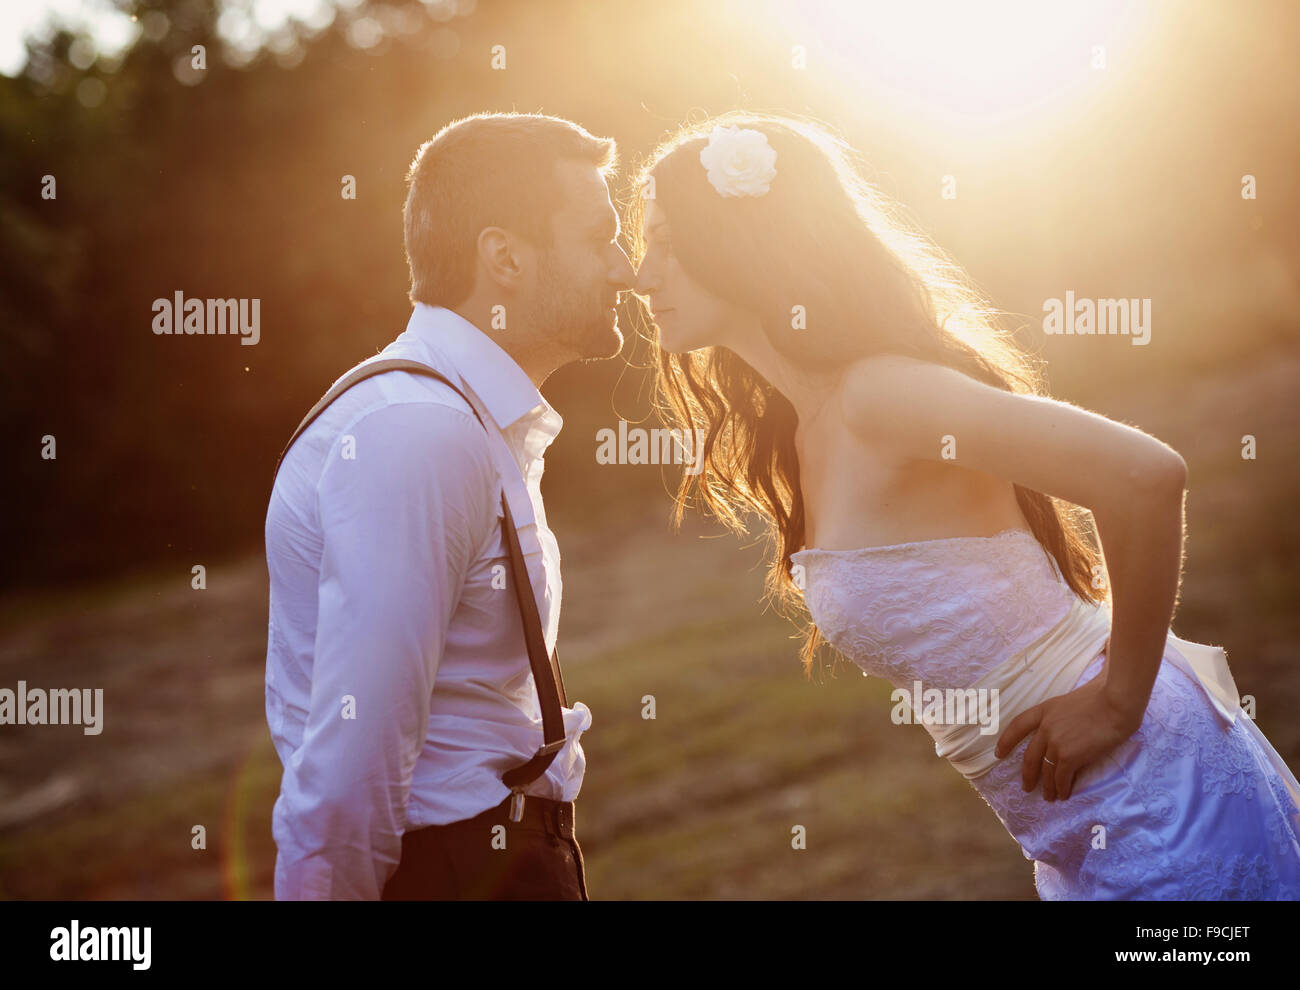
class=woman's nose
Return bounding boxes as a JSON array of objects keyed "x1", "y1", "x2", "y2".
[{"x1": 634, "y1": 257, "x2": 658, "y2": 294}]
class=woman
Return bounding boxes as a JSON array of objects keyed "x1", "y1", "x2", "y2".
[{"x1": 623, "y1": 110, "x2": 1300, "y2": 899}]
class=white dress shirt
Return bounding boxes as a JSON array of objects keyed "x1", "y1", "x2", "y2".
[{"x1": 264, "y1": 303, "x2": 592, "y2": 900}]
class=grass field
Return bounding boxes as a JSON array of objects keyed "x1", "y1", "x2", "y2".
[{"x1": 1, "y1": 348, "x2": 1297, "y2": 899}]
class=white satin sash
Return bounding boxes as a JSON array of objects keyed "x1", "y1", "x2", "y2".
[{"x1": 924, "y1": 594, "x2": 1243, "y2": 781}]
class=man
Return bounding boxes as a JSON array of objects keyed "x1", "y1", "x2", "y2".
[{"x1": 264, "y1": 112, "x2": 635, "y2": 899}]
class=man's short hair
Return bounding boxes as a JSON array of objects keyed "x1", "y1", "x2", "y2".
[{"x1": 403, "y1": 112, "x2": 618, "y2": 307}]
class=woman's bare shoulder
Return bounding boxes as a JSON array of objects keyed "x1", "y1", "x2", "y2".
[{"x1": 839, "y1": 353, "x2": 972, "y2": 432}]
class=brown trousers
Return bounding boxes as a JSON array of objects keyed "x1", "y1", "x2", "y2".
[{"x1": 381, "y1": 796, "x2": 589, "y2": 900}]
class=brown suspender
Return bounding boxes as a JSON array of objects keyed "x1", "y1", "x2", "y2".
[{"x1": 272, "y1": 357, "x2": 568, "y2": 822}]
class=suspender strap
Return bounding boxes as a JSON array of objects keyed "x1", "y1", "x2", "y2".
[{"x1": 272, "y1": 358, "x2": 569, "y2": 802}]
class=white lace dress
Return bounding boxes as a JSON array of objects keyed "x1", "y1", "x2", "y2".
[{"x1": 791, "y1": 528, "x2": 1300, "y2": 899}]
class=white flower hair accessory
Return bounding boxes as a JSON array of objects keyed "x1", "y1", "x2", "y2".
[{"x1": 699, "y1": 124, "x2": 777, "y2": 198}]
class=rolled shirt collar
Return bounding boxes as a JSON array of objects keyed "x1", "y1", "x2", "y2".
[{"x1": 402, "y1": 303, "x2": 562, "y2": 448}]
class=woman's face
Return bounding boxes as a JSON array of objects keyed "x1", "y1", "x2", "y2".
[{"x1": 634, "y1": 199, "x2": 751, "y2": 354}]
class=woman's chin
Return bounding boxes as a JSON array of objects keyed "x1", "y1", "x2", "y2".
[{"x1": 655, "y1": 324, "x2": 707, "y2": 355}]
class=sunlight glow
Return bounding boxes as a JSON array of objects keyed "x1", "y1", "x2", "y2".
[{"x1": 757, "y1": 0, "x2": 1155, "y2": 126}]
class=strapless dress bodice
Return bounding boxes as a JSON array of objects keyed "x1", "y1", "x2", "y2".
[
  {"x1": 791, "y1": 528, "x2": 1075, "y2": 691},
  {"x1": 791, "y1": 527, "x2": 1300, "y2": 899}
]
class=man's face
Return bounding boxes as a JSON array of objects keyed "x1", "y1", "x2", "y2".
[{"x1": 528, "y1": 159, "x2": 636, "y2": 362}]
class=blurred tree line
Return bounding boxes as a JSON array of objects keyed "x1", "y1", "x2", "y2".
[
  {"x1": 2, "y1": 0, "x2": 1297, "y2": 592},
  {"x1": 0, "y1": 0, "x2": 668, "y2": 591}
]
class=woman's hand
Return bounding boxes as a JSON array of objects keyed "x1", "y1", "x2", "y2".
[{"x1": 994, "y1": 675, "x2": 1143, "y2": 801}]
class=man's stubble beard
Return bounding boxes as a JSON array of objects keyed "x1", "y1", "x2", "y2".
[
  {"x1": 580, "y1": 313, "x2": 624, "y2": 362},
  {"x1": 534, "y1": 252, "x2": 623, "y2": 364}
]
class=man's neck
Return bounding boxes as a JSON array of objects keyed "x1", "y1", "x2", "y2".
[{"x1": 447, "y1": 302, "x2": 560, "y2": 389}]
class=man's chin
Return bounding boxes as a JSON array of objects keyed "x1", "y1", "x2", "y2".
[{"x1": 577, "y1": 323, "x2": 624, "y2": 361}]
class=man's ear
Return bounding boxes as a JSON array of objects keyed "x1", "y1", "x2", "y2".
[{"x1": 476, "y1": 226, "x2": 523, "y2": 289}]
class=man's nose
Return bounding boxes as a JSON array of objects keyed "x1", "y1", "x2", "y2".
[{"x1": 609, "y1": 244, "x2": 636, "y2": 290}]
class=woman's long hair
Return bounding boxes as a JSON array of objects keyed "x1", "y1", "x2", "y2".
[{"x1": 622, "y1": 111, "x2": 1109, "y2": 677}]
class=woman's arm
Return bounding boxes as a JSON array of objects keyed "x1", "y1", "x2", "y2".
[
  {"x1": 839, "y1": 355, "x2": 1187, "y2": 517},
  {"x1": 1089, "y1": 490, "x2": 1186, "y2": 727},
  {"x1": 840, "y1": 354, "x2": 1188, "y2": 799}
]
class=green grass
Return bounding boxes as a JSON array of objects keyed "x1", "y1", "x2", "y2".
[{"x1": 1, "y1": 350, "x2": 1297, "y2": 899}]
